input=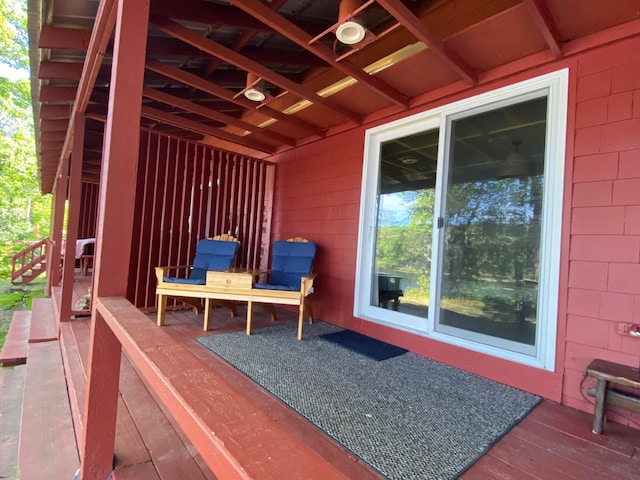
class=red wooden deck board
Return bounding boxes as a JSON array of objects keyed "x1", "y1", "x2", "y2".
[
  {"x1": 29, "y1": 297, "x2": 58, "y2": 343},
  {"x1": 0, "y1": 311, "x2": 30, "y2": 366},
  {"x1": 117, "y1": 358, "x2": 212, "y2": 479},
  {"x1": 0, "y1": 365, "x2": 25, "y2": 480},
  {"x1": 460, "y1": 453, "x2": 538, "y2": 480},
  {"x1": 527, "y1": 400, "x2": 640, "y2": 456},
  {"x1": 509, "y1": 415, "x2": 639, "y2": 478},
  {"x1": 111, "y1": 461, "x2": 160, "y2": 480},
  {"x1": 59, "y1": 322, "x2": 86, "y2": 449},
  {"x1": 18, "y1": 341, "x2": 79, "y2": 480}
]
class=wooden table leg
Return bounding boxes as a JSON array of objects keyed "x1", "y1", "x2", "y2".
[
  {"x1": 157, "y1": 294, "x2": 166, "y2": 326},
  {"x1": 297, "y1": 302, "x2": 305, "y2": 340},
  {"x1": 593, "y1": 378, "x2": 607, "y2": 434},
  {"x1": 246, "y1": 300, "x2": 253, "y2": 335},
  {"x1": 203, "y1": 298, "x2": 211, "y2": 331}
]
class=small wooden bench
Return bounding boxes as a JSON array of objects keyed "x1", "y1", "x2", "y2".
[{"x1": 586, "y1": 359, "x2": 640, "y2": 434}]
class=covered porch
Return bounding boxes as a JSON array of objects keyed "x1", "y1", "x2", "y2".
[
  {"x1": 4, "y1": 273, "x2": 640, "y2": 479},
  {"x1": 25, "y1": 0, "x2": 640, "y2": 477}
]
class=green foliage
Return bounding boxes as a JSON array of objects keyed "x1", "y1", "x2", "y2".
[
  {"x1": 0, "y1": 0, "x2": 51, "y2": 277},
  {"x1": 0, "y1": 0, "x2": 29, "y2": 71}
]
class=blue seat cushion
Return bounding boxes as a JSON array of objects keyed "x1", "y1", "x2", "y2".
[
  {"x1": 163, "y1": 239, "x2": 238, "y2": 284},
  {"x1": 189, "y1": 239, "x2": 238, "y2": 280},
  {"x1": 254, "y1": 282, "x2": 298, "y2": 291},
  {"x1": 266, "y1": 240, "x2": 317, "y2": 289},
  {"x1": 163, "y1": 277, "x2": 206, "y2": 285}
]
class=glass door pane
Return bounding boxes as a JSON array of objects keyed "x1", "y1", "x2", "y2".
[
  {"x1": 371, "y1": 129, "x2": 439, "y2": 318},
  {"x1": 436, "y1": 97, "x2": 547, "y2": 352}
]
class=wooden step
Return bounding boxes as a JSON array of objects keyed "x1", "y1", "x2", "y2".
[
  {"x1": 29, "y1": 297, "x2": 58, "y2": 343},
  {"x1": 0, "y1": 365, "x2": 26, "y2": 479},
  {"x1": 18, "y1": 341, "x2": 79, "y2": 480},
  {"x1": 0, "y1": 311, "x2": 31, "y2": 366}
]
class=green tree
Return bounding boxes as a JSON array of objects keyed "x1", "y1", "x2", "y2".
[{"x1": 0, "y1": 0, "x2": 51, "y2": 276}]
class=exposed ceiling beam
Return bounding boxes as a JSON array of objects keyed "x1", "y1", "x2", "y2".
[
  {"x1": 37, "y1": 26, "x2": 324, "y2": 67},
  {"x1": 149, "y1": 0, "x2": 270, "y2": 31},
  {"x1": 38, "y1": 61, "x2": 84, "y2": 80},
  {"x1": 150, "y1": 16, "x2": 362, "y2": 124},
  {"x1": 376, "y1": 0, "x2": 478, "y2": 85},
  {"x1": 40, "y1": 85, "x2": 77, "y2": 102},
  {"x1": 202, "y1": 0, "x2": 287, "y2": 79},
  {"x1": 230, "y1": 0, "x2": 409, "y2": 109},
  {"x1": 60, "y1": 0, "x2": 117, "y2": 165},
  {"x1": 40, "y1": 104, "x2": 72, "y2": 120},
  {"x1": 523, "y1": 0, "x2": 563, "y2": 57},
  {"x1": 142, "y1": 87, "x2": 296, "y2": 146},
  {"x1": 39, "y1": 26, "x2": 92, "y2": 50},
  {"x1": 140, "y1": 105, "x2": 277, "y2": 154},
  {"x1": 145, "y1": 59, "x2": 325, "y2": 138},
  {"x1": 40, "y1": 119, "x2": 69, "y2": 133}
]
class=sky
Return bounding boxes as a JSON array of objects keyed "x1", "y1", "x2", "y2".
[{"x1": 0, "y1": 63, "x2": 29, "y2": 81}]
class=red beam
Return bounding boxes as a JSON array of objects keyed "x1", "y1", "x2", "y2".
[
  {"x1": 523, "y1": 0, "x2": 563, "y2": 57},
  {"x1": 142, "y1": 87, "x2": 296, "y2": 146},
  {"x1": 38, "y1": 26, "x2": 92, "y2": 50},
  {"x1": 230, "y1": 0, "x2": 409, "y2": 109},
  {"x1": 59, "y1": 0, "x2": 117, "y2": 165},
  {"x1": 40, "y1": 119, "x2": 69, "y2": 133},
  {"x1": 376, "y1": 0, "x2": 478, "y2": 85},
  {"x1": 38, "y1": 61, "x2": 83, "y2": 81},
  {"x1": 140, "y1": 105, "x2": 277, "y2": 154},
  {"x1": 150, "y1": 16, "x2": 362, "y2": 125},
  {"x1": 40, "y1": 85, "x2": 77, "y2": 102},
  {"x1": 40, "y1": 105, "x2": 72, "y2": 120},
  {"x1": 145, "y1": 60, "x2": 325, "y2": 138}
]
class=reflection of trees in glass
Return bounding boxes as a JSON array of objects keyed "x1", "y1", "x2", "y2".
[
  {"x1": 375, "y1": 189, "x2": 435, "y2": 292},
  {"x1": 444, "y1": 176, "x2": 542, "y2": 314}
]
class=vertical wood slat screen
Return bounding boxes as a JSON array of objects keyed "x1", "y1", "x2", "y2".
[
  {"x1": 128, "y1": 129, "x2": 272, "y2": 310},
  {"x1": 78, "y1": 182, "x2": 99, "y2": 239}
]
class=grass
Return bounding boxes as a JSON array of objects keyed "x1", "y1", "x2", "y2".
[{"x1": 0, "y1": 276, "x2": 47, "y2": 350}]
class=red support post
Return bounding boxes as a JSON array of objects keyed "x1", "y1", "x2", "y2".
[
  {"x1": 78, "y1": 0, "x2": 149, "y2": 478},
  {"x1": 60, "y1": 112, "x2": 85, "y2": 322},
  {"x1": 46, "y1": 156, "x2": 69, "y2": 294}
]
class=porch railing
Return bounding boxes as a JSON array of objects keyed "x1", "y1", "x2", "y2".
[
  {"x1": 94, "y1": 296, "x2": 346, "y2": 479},
  {"x1": 10, "y1": 238, "x2": 49, "y2": 283}
]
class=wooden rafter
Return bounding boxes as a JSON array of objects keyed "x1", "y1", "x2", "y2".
[
  {"x1": 376, "y1": 0, "x2": 478, "y2": 85},
  {"x1": 142, "y1": 87, "x2": 296, "y2": 146},
  {"x1": 145, "y1": 59, "x2": 325, "y2": 138},
  {"x1": 140, "y1": 106, "x2": 277, "y2": 154},
  {"x1": 230, "y1": 0, "x2": 409, "y2": 109},
  {"x1": 523, "y1": 0, "x2": 563, "y2": 57},
  {"x1": 150, "y1": 16, "x2": 363, "y2": 125},
  {"x1": 59, "y1": 0, "x2": 117, "y2": 168}
]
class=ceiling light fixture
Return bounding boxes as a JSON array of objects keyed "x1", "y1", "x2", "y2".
[
  {"x1": 243, "y1": 72, "x2": 266, "y2": 102},
  {"x1": 336, "y1": 0, "x2": 366, "y2": 45},
  {"x1": 497, "y1": 141, "x2": 533, "y2": 179}
]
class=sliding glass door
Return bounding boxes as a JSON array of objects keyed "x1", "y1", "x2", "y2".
[{"x1": 355, "y1": 70, "x2": 568, "y2": 369}]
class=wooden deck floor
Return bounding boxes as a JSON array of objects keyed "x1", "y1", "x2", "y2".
[{"x1": 52, "y1": 276, "x2": 640, "y2": 478}]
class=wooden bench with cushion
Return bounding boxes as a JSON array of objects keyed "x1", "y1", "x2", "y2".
[{"x1": 586, "y1": 358, "x2": 640, "y2": 434}]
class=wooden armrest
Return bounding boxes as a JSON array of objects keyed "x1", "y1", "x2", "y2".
[
  {"x1": 155, "y1": 265, "x2": 192, "y2": 283},
  {"x1": 300, "y1": 273, "x2": 317, "y2": 296}
]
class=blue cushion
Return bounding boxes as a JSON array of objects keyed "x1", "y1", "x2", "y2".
[
  {"x1": 254, "y1": 282, "x2": 298, "y2": 291},
  {"x1": 267, "y1": 240, "x2": 317, "y2": 288},
  {"x1": 163, "y1": 277, "x2": 206, "y2": 285},
  {"x1": 189, "y1": 239, "x2": 238, "y2": 280}
]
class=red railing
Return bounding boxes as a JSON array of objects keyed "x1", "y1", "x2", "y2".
[{"x1": 11, "y1": 238, "x2": 49, "y2": 283}]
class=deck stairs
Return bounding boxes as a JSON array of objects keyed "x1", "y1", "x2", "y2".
[
  {"x1": 0, "y1": 298, "x2": 79, "y2": 479},
  {"x1": 10, "y1": 239, "x2": 49, "y2": 285}
]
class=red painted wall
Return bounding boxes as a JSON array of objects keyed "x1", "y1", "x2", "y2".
[{"x1": 267, "y1": 36, "x2": 640, "y2": 418}]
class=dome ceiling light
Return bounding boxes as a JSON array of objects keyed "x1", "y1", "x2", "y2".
[{"x1": 336, "y1": 0, "x2": 366, "y2": 45}]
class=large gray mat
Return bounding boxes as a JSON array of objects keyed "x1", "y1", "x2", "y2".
[{"x1": 197, "y1": 321, "x2": 540, "y2": 479}]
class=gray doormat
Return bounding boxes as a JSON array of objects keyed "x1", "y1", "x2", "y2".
[{"x1": 197, "y1": 321, "x2": 541, "y2": 480}]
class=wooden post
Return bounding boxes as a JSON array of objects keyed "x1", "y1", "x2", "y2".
[
  {"x1": 78, "y1": 0, "x2": 149, "y2": 478},
  {"x1": 60, "y1": 112, "x2": 85, "y2": 322},
  {"x1": 46, "y1": 157, "x2": 69, "y2": 294}
]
